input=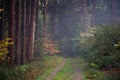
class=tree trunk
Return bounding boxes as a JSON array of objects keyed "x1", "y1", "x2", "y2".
[
  {"x1": 28, "y1": 0, "x2": 37, "y2": 62},
  {"x1": 8, "y1": 0, "x2": 15, "y2": 64},
  {"x1": 15, "y1": 0, "x2": 21, "y2": 65},
  {"x1": 83, "y1": 0, "x2": 86, "y2": 32},
  {"x1": 107, "y1": 0, "x2": 112, "y2": 24},
  {"x1": 43, "y1": 0, "x2": 47, "y2": 44},
  {"x1": 21, "y1": 0, "x2": 27, "y2": 64},
  {"x1": 113, "y1": 0, "x2": 117, "y2": 23},
  {"x1": 0, "y1": 0, "x2": 4, "y2": 40},
  {"x1": 91, "y1": 0, "x2": 95, "y2": 27},
  {"x1": 35, "y1": 0, "x2": 39, "y2": 38},
  {"x1": 50, "y1": 0, "x2": 56, "y2": 41},
  {"x1": 26, "y1": 0, "x2": 31, "y2": 38}
]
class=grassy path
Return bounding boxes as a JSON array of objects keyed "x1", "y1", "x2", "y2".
[
  {"x1": 51, "y1": 57, "x2": 84, "y2": 80},
  {"x1": 35, "y1": 56, "x2": 84, "y2": 80},
  {"x1": 52, "y1": 58, "x2": 74, "y2": 80},
  {"x1": 72, "y1": 57, "x2": 84, "y2": 80},
  {"x1": 45, "y1": 59, "x2": 66, "y2": 80}
]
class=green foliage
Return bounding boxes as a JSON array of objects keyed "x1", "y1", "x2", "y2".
[
  {"x1": 78, "y1": 24, "x2": 120, "y2": 79},
  {"x1": 89, "y1": 63, "x2": 99, "y2": 69},
  {"x1": 79, "y1": 25, "x2": 120, "y2": 68},
  {"x1": 11, "y1": 65, "x2": 28, "y2": 76},
  {"x1": 0, "y1": 65, "x2": 28, "y2": 80},
  {"x1": 0, "y1": 68, "x2": 8, "y2": 80},
  {"x1": 85, "y1": 68, "x2": 113, "y2": 80}
]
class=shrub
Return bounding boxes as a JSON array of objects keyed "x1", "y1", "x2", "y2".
[
  {"x1": 0, "y1": 38, "x2": 13, "y2": 62},
  {"x1": 79, "y1": 25, "x2": 120, "y2": 69},
  {"x1": 0, "y1": 68, "x2": 8, "y2": 80}
]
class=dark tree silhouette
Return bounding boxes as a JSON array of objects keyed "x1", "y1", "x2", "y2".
[
  {"x1": 28, "y1": 0, "x2": 37, "y2": 62},
  {"x1": 91, "y1": 0, "x2": 95, "y2": 27},
  {"x1": 0, "y1": 0, "x2": 4, "y2": 40},
  {"x1": 8, "y1": 0, "x2": 15, "y2": 64},
  {"x1": 15, "y1": 0, "x2": 21, "y2": 65},
  {"x1": 83, "y1": 0, "x2": 86, "y2": 32},
  {"x1": 21, "y1": 0, "x2": 27, "y2": 64},
  {"x1": 43, "y1": 0, "x2": 47, "y2": 44}
]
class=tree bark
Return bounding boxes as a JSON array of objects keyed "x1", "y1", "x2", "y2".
[
  {"x1": 28, "y1": 0, "x2": 37, "y2": 62},
  {"x1": 8, "y1": 0, "x2": 15, "y2": 64},
  {"x1": 21, "y1": 0, "x2": 27, "y2": 64},
  {"x1": 35, "y1": 0, "x2": 39, "y2": 37},
  {"x1": 83, "y1": 0, "x2": 86, "y2": 32},
  {"x1": 91, "y1": 0, "x2": 95, "y2": 27},
  {"x1": 0, "y1": 0, "x2": 4, "y2": 40},
  {"x1": 43, "y1": 0, "x2": 47, "y2": 44},
  {"x1": 50, "y1": 0, "x2": 56, "y2": 40},
  {"x1": 113, "y1": 0, "x2": 118, "y2": 23},
  {"x1": 15, "y1": 0, "x2": 21, "y2": 65}
]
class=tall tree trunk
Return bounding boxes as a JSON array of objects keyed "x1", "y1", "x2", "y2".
[
  {"x1": 28, "y1": 0, "x2": 37, "y2": 62},
  {"x1": 21, "y1": 0, "x2": 27, "y2": 64},
  {"x1": 91, "y1": 0, "x2": 95, "y2": 27},
  {"x1": 83, "y1": 0, "x2": 86, "y2": 32},
  {"x1": 26, "y1": 0, "x2": 31, "y2": 61},
  {"x1": 0, "y1": 0, "x2": 4, "y2": 40},
  {"x1": 15, "y1": 0, "x2": 21, "y2": 65},
  {"x1": 113, "y1": 0, "x2": 117, "y2": 23},
  {"x1": 8, "y1": 0, "x2": 15, "y2": 64},
  {"x1": 26, "y1": 0, "x2": 31, "y2": 38},
  {"x1": 43, "y1": 0, "x2": 47, "y2": 44},
  {"x1": 26, "y1": 0, "x2": 32, "y2": 60},
  {"x1": 50, "y1": 0, "x2": 56, "y2": 41},
  {"x1": 107, "y1": 0, "x2": 112, "y2": 24},
  {"x1": 35, "y1": 0, "x2": 39, "y2": 38}
]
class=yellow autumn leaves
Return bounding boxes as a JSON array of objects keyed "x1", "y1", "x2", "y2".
[
  {"x1": 0, "y1": 38, "x2": 13, "y2": 61},
  {"x1": 0, "y1": 8, "x2": 4, "y2": 12},
  {"x1": 114, "y1": 41, "x2": 120, "y2": 48},
  {"x1": 0, "y1": 8, "x2": 4, "y2": 19}
]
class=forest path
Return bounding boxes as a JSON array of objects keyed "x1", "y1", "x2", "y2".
[
  {"x1": 72, "y1": 57, "x2": 83, "y2": 80},
  {"x1": 45, "y1": 59, "x2": 66, "y2": 80}
]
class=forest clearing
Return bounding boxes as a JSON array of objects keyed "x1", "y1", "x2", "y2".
[{"x1": 0, "y1": 0, "x2": 120, "y2": 80}]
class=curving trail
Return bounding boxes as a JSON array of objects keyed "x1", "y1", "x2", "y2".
[
  {"x1": 45, "y1": 57, "x2": 83, "y2": 80},
  {"x1": 45, "y1": 59, "x2": 66, "y2": 80}
]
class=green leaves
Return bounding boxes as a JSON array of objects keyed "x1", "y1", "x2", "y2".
[{"x1": 78, "y1": 24, "x2": 120, "y2": 79}]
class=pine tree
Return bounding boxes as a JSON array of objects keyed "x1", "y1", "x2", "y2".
[
  {"x1": 15, "y1": 0, "x2": 21, "y2": 65},
  {"x1": 8, "y1": 0, "x2": 15, "y2": 64},
  {"x1": 28, "y1": 0, "x2": 37, "y2": 62}
]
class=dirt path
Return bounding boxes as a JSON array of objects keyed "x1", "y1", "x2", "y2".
[
  {"x1": 72, "y1": 58, "x2": 83, "y2": 80},
  {"x1": 45, "y1": 59, "x2": 66, "y2": 80}
]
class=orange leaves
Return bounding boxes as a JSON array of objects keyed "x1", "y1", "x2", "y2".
[{"x1": 43, "y1": 40, "x2": 60, "y2": 55}]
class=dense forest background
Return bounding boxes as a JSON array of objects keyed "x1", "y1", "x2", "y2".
[{"x1": 0, "y1": 0, "x2": 120, "y2": 80}]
